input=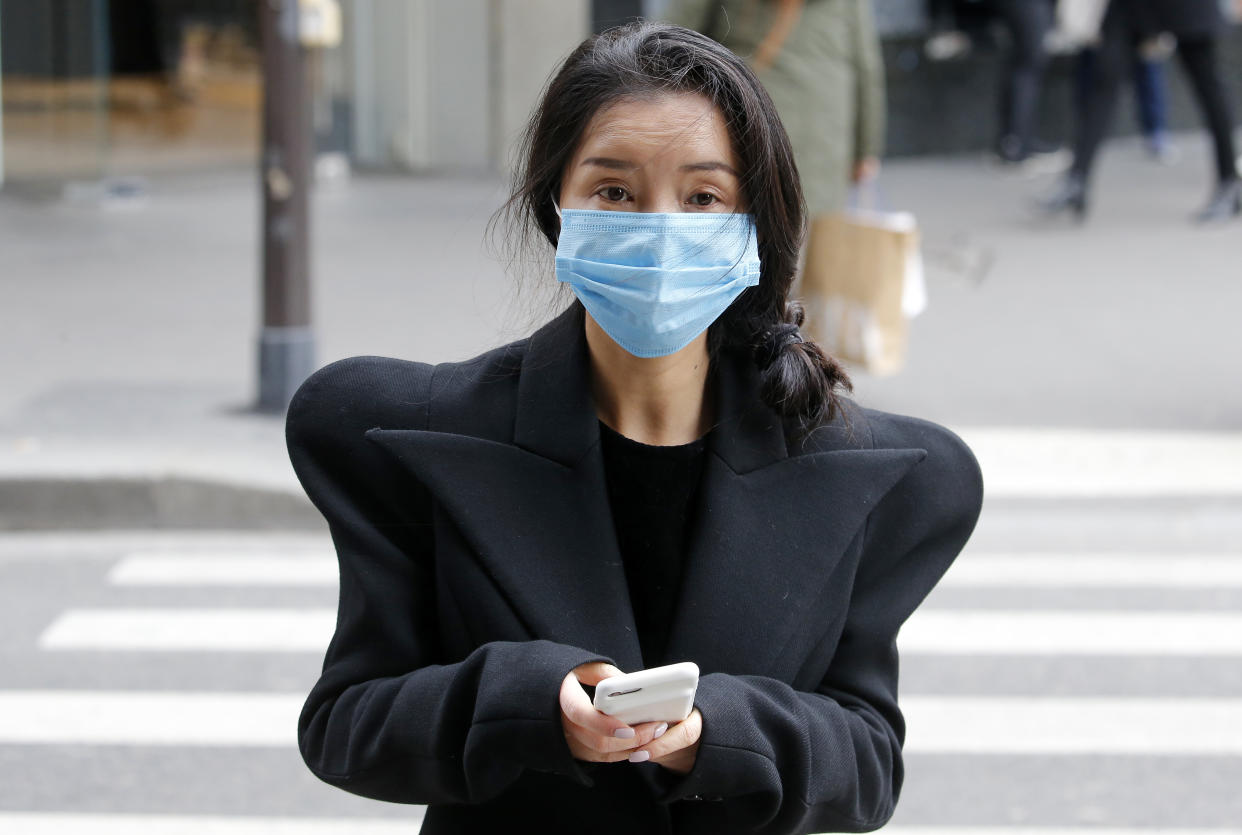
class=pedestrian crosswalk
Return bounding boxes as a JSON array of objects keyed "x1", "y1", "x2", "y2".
[{"x1": 1, "y1": 528, "x2": 1240, "y2": 832}]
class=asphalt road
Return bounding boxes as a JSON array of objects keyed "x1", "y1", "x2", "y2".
[{"x1": 1, "y1": 493, "x2": 1239, "y2": 832}]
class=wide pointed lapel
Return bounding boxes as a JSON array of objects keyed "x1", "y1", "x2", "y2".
[
  {"x1": 663, "y1": 355, "x2": 926, "y2": 674},
  {"x1": 367, "y1": 305, "x2": 644, "y2": 672}
]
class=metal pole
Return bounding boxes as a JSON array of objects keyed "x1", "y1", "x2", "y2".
[
  {"x1": 257, "y1": 0, "x2": 315, "y2": 413},
  {"x1": 0, "y1": 0, "x2": 6, "y2": 189}
]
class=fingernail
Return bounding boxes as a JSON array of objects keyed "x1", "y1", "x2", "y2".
[
  {"x1": 628, "y1": 750, "x2": 651, "y2": 763},
  {"x1": 653, "y1": 723, "x2": 668, "y2": 739},
  {"x1": 613, "y1": 727, "x2": 636, "y2": 739}
]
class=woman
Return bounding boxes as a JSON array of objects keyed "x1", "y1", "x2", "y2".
[
  {"x1": 288, "y1": 22, "x2": 982, "y2": 835},
  {"x1": 1042, "y1": 0, "x2": 1241, "y2": 222}
]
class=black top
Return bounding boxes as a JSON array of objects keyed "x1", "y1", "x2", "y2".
[{"x1": 598, "y1": 421, "x2": 708, "y2": 666}]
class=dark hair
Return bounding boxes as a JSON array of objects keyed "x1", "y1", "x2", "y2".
[{"x1": 499, "y1": 20, "x2": 851, "y2": 428}]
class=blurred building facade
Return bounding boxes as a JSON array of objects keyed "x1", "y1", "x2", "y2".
[
  {"x1": 0, "y1": 0, "x2": 1239, "y2": 190},
  {"x1": 0, "y1": 0, "x2": 595, "y2": 190}
]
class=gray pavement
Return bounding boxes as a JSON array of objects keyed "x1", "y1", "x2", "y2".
[{"x1": 2, "y1": 132, "x2": 1240, "y2": 528}]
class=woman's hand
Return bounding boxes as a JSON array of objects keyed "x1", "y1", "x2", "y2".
[
  {"x1": 560, "y1": 662, "x2": 668, "y2": 763},
  {"x1": 751, "y1": 0, "x2": 805, "y2": 72},
  {"x1": 644, "y1": 708, "x2": 702, "y2": 774},
  {"x1": 560, "y1": 662, "x2": 703, "y2": 772},
  {"x1": 852, "y1": 156, "x2": 881, "y2": 184}
]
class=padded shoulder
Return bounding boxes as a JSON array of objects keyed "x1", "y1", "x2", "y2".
[
  {"x1": 792, "y1": 400, "x2": 982, "y2": 527},
  {"x1": 286, "y1": 338, "x2": 531, "y2": 454},
  {"x1": 863, "y1": 407, "x2": 984, "y2": 546},
  {"x1": 283, "y1": 343, "x2": 527, "y2": 537},
  {"x1": 287, "y1": 355, "x2": 436, "y2": 445},
  {"x1": 422, "y1": 340, "x2": 527, "y2": 439},
  {"x1": 788, "y1": 396, "x2": 875, "y2": 454},
  {"x1": 867, "y1": 408, "x2": 981, "y2": 489}
]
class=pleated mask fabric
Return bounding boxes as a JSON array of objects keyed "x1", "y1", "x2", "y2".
[{"x1": 554, "y1": 209, "x2": 761, "y2": 358}]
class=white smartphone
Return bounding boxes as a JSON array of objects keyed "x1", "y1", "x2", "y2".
[{"x1": 592, "y1": 661, "x2": 699, "y2": 725}]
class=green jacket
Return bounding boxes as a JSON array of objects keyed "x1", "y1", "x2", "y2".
[{"x1": 663, "y1": 0, "x2": 885, "y2": 215}]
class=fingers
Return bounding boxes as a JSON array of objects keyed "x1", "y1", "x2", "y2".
[
  {"x1": 560, "y1": 666, "x2": 644, "y2": 762},
  {"x1": 559, "y1": 663, "x2": 691, "y2": 764},
  {"x1": 572, "y1": 662, "x2": 625, "y2": 687},
  {"x1": 632, "y1": 709, "x2": 702, "y2": 765},
  {"x1": 566, "y1": 720, "x2": 670, "y2": 763},
  {"x1": 559, "y1": 669, "x2": 629, "y2": 738}
]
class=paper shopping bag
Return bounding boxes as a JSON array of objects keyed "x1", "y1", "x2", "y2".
[{"x1": 799, "y1": 209, "x2": 923, "y2": 376}]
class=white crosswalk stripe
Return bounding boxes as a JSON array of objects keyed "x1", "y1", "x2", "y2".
[
  {"x1": 5, "y1": 690, "x2": 1241, "y2": 755},
  {"x1": 108, "y1": 554, "x2": 337, "y2": 586},
  {"x1": 105, "y1": 550, "x2": 1242, "y2": 590},
  {"x1": 953, "y1": 427, "x2": 1242, "y2": 498},
  {"x1": 0, "y1": 691, "x2": 302, "y2": 746},
  {"x1": 38, "y1": 606, "x2": 1242, "y2": 657},
  {"x1": 901, "y1": 696, "x2": 1242, "y2": 754},
  {"x1": 898, "y1": 610, "x2": 1242, "y2": 655},
  {"x1": 0, "y1": 813, "x2": 423, "y2": 834},
  {"x1": 883, "y1": 830, "x2": 1242, "y2": 835},
  {"x1": 39, "y1": 609, "x2": 335, "y2": 652},
  {"x1": 939, "y1": 553, "x2": 1242, "y2": 588}
]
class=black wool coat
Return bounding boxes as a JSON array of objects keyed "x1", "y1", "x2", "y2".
[{"x1": 287, "y1": 304, "x2": 984, "y2": 835}]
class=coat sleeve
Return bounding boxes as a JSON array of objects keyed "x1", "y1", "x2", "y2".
[
  {"x1": 287, "y1": 358, "x2": 610, "y2": 805},
  {"x1": 850, "y1": 0, "x2": 886, "y2": 162},
  {"x1": 660, "y1": 419, "x2": 983, "y2": 834},
  {"x1": 661, "y1": 0, "x2": 726, "y2": 35}
]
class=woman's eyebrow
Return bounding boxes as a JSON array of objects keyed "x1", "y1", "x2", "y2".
[
  {"x1": 579, "y1": 157, "x2": 739, "y2": 177},
  {"x1": 580, "y1": 157, "x2": 636, "y2": 170},
  {"x1": 681, "y1": 161, "x2": 739, "y2": 176}
]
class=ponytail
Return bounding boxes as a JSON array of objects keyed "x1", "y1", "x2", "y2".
[{"x1": 751, "y1": 301, "x2": 852, "y2": 430}]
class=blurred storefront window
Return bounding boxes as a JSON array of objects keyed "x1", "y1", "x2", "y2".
[
  {"x1": 3, "y1": 0, "x2": 1236, "y2": 187},
  {"x1": 0, "y1": 0, "x2": 261, "y2": 188},
  {"x1": 0, "y1": 0, "x2": 593, "y2": 189}
]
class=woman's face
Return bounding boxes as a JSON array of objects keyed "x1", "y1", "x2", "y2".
[{"x1": 558, "y1": 92, "x2": 743, "y2": 215}]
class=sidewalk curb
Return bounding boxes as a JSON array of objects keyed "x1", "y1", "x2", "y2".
[{"x1": 0, "y1": 477, "x2": 324, "y2": 531}]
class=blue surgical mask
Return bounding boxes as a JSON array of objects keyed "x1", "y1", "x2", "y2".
[{"x1": 554, "y1": 208, "x2": 761, "y2": 358}]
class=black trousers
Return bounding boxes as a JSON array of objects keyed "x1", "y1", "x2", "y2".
[
  {"x1": 1073, "y1": 6, "x2": 1240, "y2": 185},
  {"x1": 927, "y1": 0, "x2": 958, "y2": 30},
  {"x1": 994, "y1": 0, "x2": 1055, "y2": 153}
]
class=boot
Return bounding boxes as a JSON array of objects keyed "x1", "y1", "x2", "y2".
[
  {"x1": 1194, "y1": 179, "x2": 1242, "y2": 224},
  {"x1": 1037, "y1": 172, "x2": 1089, "y2": 221}
]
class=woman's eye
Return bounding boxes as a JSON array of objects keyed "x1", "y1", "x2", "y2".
[
  {"x1": 689, "y1": 192, "x2": 719, "y2": 207},
  {"x1": 599, "y1": 186, "x2": 629, "y2": 202}
]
